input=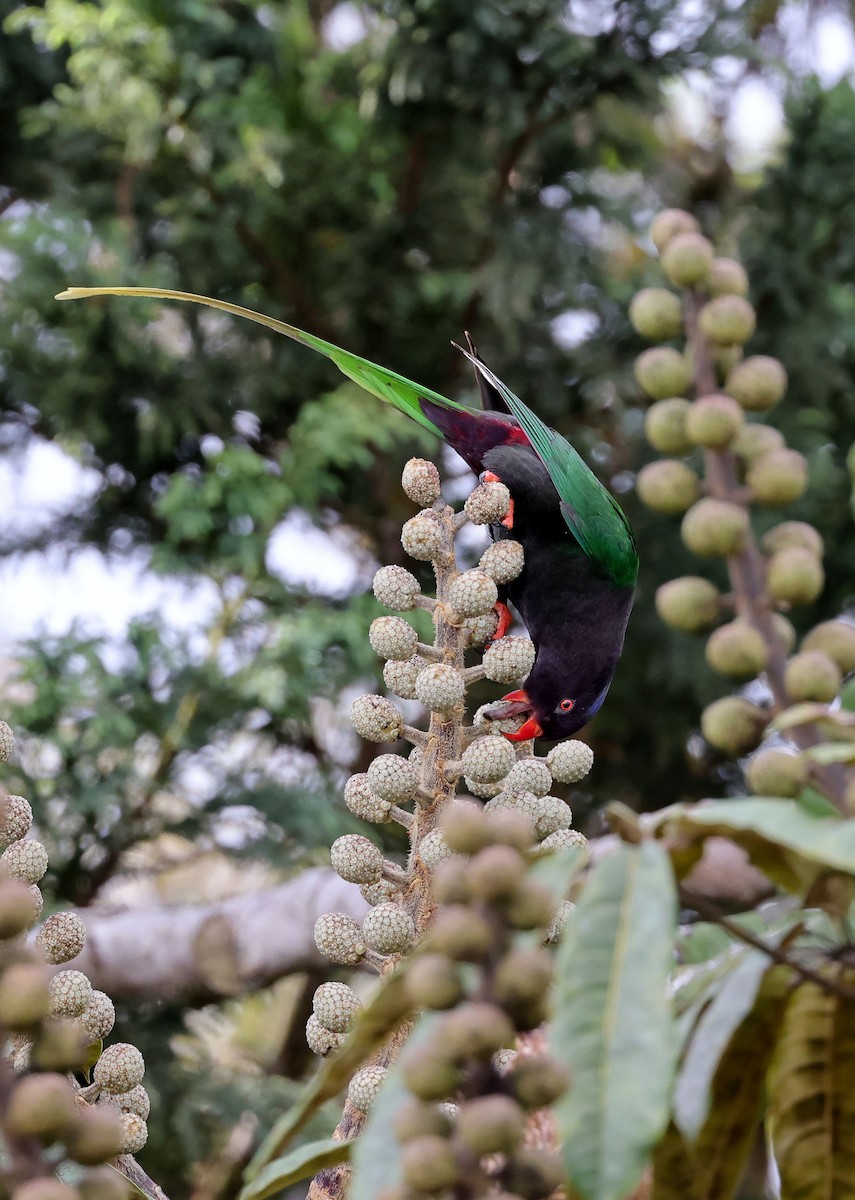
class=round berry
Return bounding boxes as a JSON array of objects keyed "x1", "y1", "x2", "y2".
[
  {"x1": 100, "y1": 1083, "x2": 151, "y2": 1120},
  {"x1": 360, "y1": 878, "x2": 399, "y2": 905},
  {"x1": 362, "y1": 903, "x2": 416, "y2": 955},
  {"x1": 546, "y1": 740, "x2": 594, "y2": 783},
  {"x1": 369, "y1": 616, "x2": 418, "y2": 661},
  {"x1": 464, "y1": 481, "x2": 511, "y2": 525},
  {"x1": 306, "y1": 1013, "x2": 346, "y2": 1056},
  {"x1": 402, "y1": 458, "x2": 441, "y2": 506},
  {"x1": 330, "y1": 835, "x2": 384, "y2": 885},
  {"x1": 401, "y1": 511, "x2": 443, "y2": 561},
  {"x1": 634, "y1": 347, "x2": 692, "y2": 400},
  {"x1": 698, "y1": 295, "x2": 756, "y2": 345},
  {"x1": 705, "y1": 621, "x2": 768, "y2": 679},
  {"x1": 0, "y1": 796, "x2": 33, "y2": 848},
  {"x1": 655, "y1": 576, "x2": 720, "y2": 632},
  {"x1": 372, "y1": 564, "x2": 421, "y2": 611},
  {"x1": 415, "y1": 664, "x2": 465, "y2": 714},
  {"x1": 36, "y1": 912, "x2": 86, "y2": 965},
  {"x1": 463, "y1": 609, "x2": 500, "y2": 647},
  {"x1": 383, "y1": 655, "x2": 424, "y2": 700},
  {"x1": 685, "y1": 394, "x2": 744, "y2": 448},
  {"x1": 746, "y1": 449, "x2": 808, "y2": 507},
  {"x1": 419, "y1": 829, "x2": 454, "y2": 869},
  {"x1": 726, "y1": 355, "x2": 787, "y2": 412},
  {"x1": 2, "y1": 839, "x2": 48, "y2": 885},
  {"x1": 479, "y1": 539, "x2": 524, "y2": 584},
  {"x1": 119, "y1": 1111, "x2": 148, "y2": 1154},
  {"x1": 661, "y1": 231, "x2": 714, "y2": 287},
  {"x1": 701, "y1": 697, "x2": 767, "y2": 756},
  {"x1": 460, "y1": 736, "x2": 515, "y2": 784},
  {"x1": 762, "y1": 522, "x2": 823, "y2": 559},
  {"x1": 313, "y1": 913, "x2": 365, "y2": 964},
  {"x1": 48, "y1": 970, "x2": 93, "y2": 1018},
  {"x1": 366, "y1": 754, "x2": 418, "y2": 804},
  {"x1": 80, "y1": 991, "x2": 116, "y2": 1041},
  {"x1": 650, "y1": 208, "x2": 699, "y2": 252},
  {"x1": 93, "y1": 1043, "x2": 145, "y2": 1094},
  {"x1": 537, "y1": 828, "x2": 590, "y2": 855},
  {"x1": 348, "y1": 1065, "x2": 388, "y2": 1114},
  {"x1": 745, "y1": 749, "x2": 807, "y2": 798},
  {"x1": 504, "y1": 758, "x2": 552, "y2": 797},
  {"x1": 708, "y1": 257, "x2": 749, "y2": 297},
  {"x1": 448, "y1": 569, "x2": 498, "y2": 618},
  {"x1": 636, "y1": 460, "x2": 699, "y2": 514},
  {"x1": 767, "y1": 547, "x2": 824, "y2": 606},
  {"x1": 482, "y1": 636, "x2": 536, "y2": 684},
  {"x1": 785, "y1": 650, "x2": 841, "y2": 703},
  {"x1": 344, "y1": 774, "x2": 392, "y2": 823},
  {"x1": 313, "y1": 982, "x2": 362, "y2": 1034},
  {"x1": 0, "y1": 722, "x2": 15, "y2": 762},
  {"x1": 644, "y1": 398, "x2": 692, "y2": 455},
  {"x1": 535, "y1": 796, "x2": 573, "y2": 838},
  {"x1": 350, "y1": 694, "x2": 404, "y2": 743},
  {"x1": 681, "y1": 499, "x2": 749, "y2": 557},
  {"x1": 802, "y1": 621, "x2": 855, "y2": 674}
]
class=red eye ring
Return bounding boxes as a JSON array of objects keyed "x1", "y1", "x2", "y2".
[{"x1": 559, "y1": 698, "x2": 575, "y2": 712}]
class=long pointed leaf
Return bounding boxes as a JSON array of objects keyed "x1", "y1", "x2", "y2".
[
  {"x1": 551, "y1": 839, "x2": 678, "y2": 1200},
  {"x1": 240, "y1": 1138, "x2": 351, "y2": 1200}
]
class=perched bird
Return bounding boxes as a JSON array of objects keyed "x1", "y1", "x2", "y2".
[{"x1": 56, "y1": 287, "x2": 638, "y2": 741}]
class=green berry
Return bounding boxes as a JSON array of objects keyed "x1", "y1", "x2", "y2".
[
  {"x1": 661, "y1": 231, "x2": 714, "y2": 287},
  {"x1": 636, "y1": 460, "x2": 700, "y2": 515},
  {"x1": 785, "y1": 650, "x2": 841, "y2": 703},
  {"x1": 708, "y1": 257, "x2": 749, "y2": 297},
  {"x1": 745, "y1": 749, "x2": 807, "y2": 797},
  {"x1": 705, "y1": 621, "x2": 768, "y2": 679},
  {"x1": 644, "y1": 398, "x2": 692, "y2": 455},
  {"x1": 629, "y1": 288, "x2": 683, "y2": 340},
  {"x1": 650, "y1": 209, "x2": 699, "y2": 252},
  {"x1": 726, "y1": 356, "x2": 787, "y2": 412},
  {"x1": 767, "y1": 547, "x2": 824, "y2": 606},
  {"x1": 685, "y1": 394, "x2": 744, "y2": 448},
  {"x1": 681, "y1": 499, "x2": 749, "y2": 557},
  {"x1": 698, "y1": 295, "x2": 756, "y2": 345},
  {"x1": 701, "y1": 697, "x2": 767, "y2": 756},
  {"x1": 635, "y1": 347, "x2": 692, "y2": 400},
  {"x1": 655, "y1": 576, "x2": 720, "y2": 632}
]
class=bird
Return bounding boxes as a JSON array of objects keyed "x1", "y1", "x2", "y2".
[{"x1": 56, "y1": 287, "x2": 638, "y2": 741}]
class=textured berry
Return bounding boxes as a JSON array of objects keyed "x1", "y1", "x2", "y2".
[
  {"x1": 36, "y1": 912, "x2": 87, "y2": 965},
  {"x1": 685, "y1": 394, "x2": 744, "y2": 448},
  {"x1": 48, "y1": 970, "x2": 93, "y2": 1018},
  {"x1": 482, "y1": 636, "x2": 536, "y2": 684},
  {"x1": 362, "y1": 903, "x2": 415, "y2": 955},
  {"x1": 28, "y1": 885, "x2": 43, "y2": 921},
  {"x1": 6, "y1": 1071, "x2": 76, "y2": 1142},
  {"x1": 767, "y1": 547, "x2": 824, "y2": 606},
  {"x1": 0, "y1": 877, "x2": 42, "y2": 939},
  {"x1": 367, "y1": 754, "x2": 418, "y2": 803},
  {"x1": 636, "y1": 460, "x2": 699, "y2": 514},
  {"x1": 655, "y1": 576, "x2": 720, "y2": 632},
  {"x1": 401, "y1": 1135, "x2": 459, "y2": 1192},
  {"x1": 803, "y1": 621, "x2": 855, "y2": 674},
  {"x1": 480, "y1": 539, "x2": 524, "y2": 584},
  {"x1": 415, "y1": 664, "x2": 465, "y2": 714},
  {"x1": 64, "y1": 1104, "x2": 124, "y2": 1165},
  {"x1": 344, "y1": 773, "x2": 392, "y2": 823},
  {"x1": 348, "y1": 1065, "x2": 388, "y2": 1113},
  {"x1": 441, "y1": 805, "x2": 493, "y2": 855},
  {"x1": 429, "y1": 905, "x2": 494, "y2": 962},
  {"x1": 402, "y1": 458, "x2": 441, "y2": 506},
  {"x1": 535, "y1": 796, "x2": 573, "y2": 838},
  {"x1": 464, "y1": 774, "x2": 504, "y2": 799},
  {"x1": 466, "y1": 845, "x2": 526, "y2": 901},
  {"x1": 705, "y1": 621, "x2": 768, "y2": 679},
  {"x1": 461, "y1": 736, "x2": 515, "y2": 783},
  {"x1": 634, "y1": 347, "x2": 692, "y2": 400},
  {"x1": 733, "y1": 423, "x2": 785, "y2": 462},
  {"x1": 726, "y1": 355, "x2": 787, "y2": 412},
  {"x1": 629, "y1": 288, "x2": 682, "y2": 341},
  {"x1": 401, "y1": 511, "x2": 443, "y2": 561},
  {"x1": 383, "y1": 655, "x2": 423, "y2": 700},
  {"x1": 305, "y1": 1013, "x2": 345, "y2": 1056},
  {"x1": 544, "y1": 900, "x2": 575, "y2": 944},
  {"x1": 493, "y1": 1048, "x2": 517, "y2": 1074},
  {"x1": 99, "y1": 1083, "x2": 150, "y2": 1120},
  {"x1": 79, "y1": 991, "x2": 116, "y2": 1042},
  {"x1": 681, "y1": 499, "x2": 749, "y2": 557},
  {"x1": 419, "y1": 829, "x2": 454, "y2": 869},
  {"x1": 746, "y1": 449, "x2": 808, "y2": 506},
  {"x1": 650, "y1": 208, "x2": 699, "y2": 252},
  {"x1": 440, "y1": 1001, "x2": 515, "y2": 1059},
  {"x1": 698, "y1": 295, "x2": 756, "y2": 344},
  {"x1": 119, "y1": 1112, "x2": 148, "y2": 1154},
  {"x1": 313, "y1": 913, "x2": 365, "y2": 964},
  {"x1": 0, "y1": 963, "x2": 50, "y2": 1029},
  {"x1": 369, "y1": 616, "x2": 418, "y2": 661},
  {"x1": 644, "y1": 398, "x2": 692, "y2": 455},
  {"x1": 350, "y1": 694, "x2": 404, "y2": 742},
  {"x1": 504, "y1": 758, "x2": 553, "y2": 796},
  {"x1": 661, "y1": 231, "x2": 714, "y2": 287},
  {"x1": 313, "y1": 982, "x2": 362, "y2": 1034},
  {"x1": 708, "y1": 257, "x2": 749, "y2": 297},
  {"x1": 405, "y1": 954, "x2": 463, "y2": 1010},
  {"x1": 0, "y1": 795, "x2": 33, "y2": 847},
  {"x1": 360, "y1": 878, "x2": 399, "y2": 905},
  {"x1": 464, "y1": 481, "x2": 511, "y2": 525},
  {"x1": 762, "y1": 521, "x2": 823, "y2": 559},
  {"x1": 510, "y1": 1054, "x2": 572, "y2": 1110},
  {"x1": 701, "y1": 697, "x2": 767, "y2": 755},
  {"x1": 547, "y1": 740, "x2": 594, "y2": 783},
  {"x1": 11, "y1": 1039, "x2": 31, "y2": 1073},
  {"x1": 2, "y1": 838, "x2": 48, "y2": 884},
  {"x1": 448, "y1": 569, "x2": 498, "y2": 617},
  {"x1": 463, "y1": 609, "x2": 500, "y2": 646},
  {"x1": 745, "y1": 749, "x2": 807, "y2": 798},
  {"x1": 484, "y1": 789, "x2": 543, "y2": 834},
  {"x1": 457, "y1": 1095, "x2": 526, "y2": 1156},
  {"x1": 93, "y1": 1043, "x2": 145, "y2": 1094},
  {"x1": 785, "y1": 650, "x2": 841, "y2": 703},
  {"x1": 330, "y1": 834, "x2": 385, "y2": 885},
  {"x1": 0, "y1": 721, "x2": 14, "y2": 762},
  {"x1": 372, "y1": 564, "x2": 421, "y2": 611},
  {"x1": 537, "y1": 828, "x2": 590, "y2": 855}
]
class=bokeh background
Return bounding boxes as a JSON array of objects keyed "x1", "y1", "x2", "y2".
[{"x1": 1, "y1": 0, "x2": 855, "y2": 1192}]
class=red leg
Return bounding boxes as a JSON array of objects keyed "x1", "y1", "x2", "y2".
[
  {"x1": 482, "y1": 471, "x2": 514, "y2": 529},
  {"x1": 488, "y1": 601, "x2": 513, "y2": 643}
]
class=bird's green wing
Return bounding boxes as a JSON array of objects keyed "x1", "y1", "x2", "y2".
[
  {"x1": 466, "y1": 355, "x2": 638, "y2": 587},
  {"x1": 55, "y1": 287, "x2": 465, "y2": 435}
]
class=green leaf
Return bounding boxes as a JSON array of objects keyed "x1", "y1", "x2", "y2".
[
  {"x1": 551, "y1": 839, "x2": 678, "y2": 1200},
  {"x1": 245, "y1": 972, "x2": 413, "y2": 1181},
  {"x1": 350, "y1": 1015, "x2": 438, "y2": 1200},
  {"x1": 655, "y1": 799, "x2": 855, "y2": 894},
  {"x1": 240, "y1": 1138, "x2": 351, "y2": 1200},
  {"x1": 674, "y1": 950, "x2": 769, "y2": 1140},
  {"x1": 768, "y1": 978, "x2": 855, "y2": 1199},
  {"x1": 528, "y1": 842, "x2": 590, "y2": 902}
]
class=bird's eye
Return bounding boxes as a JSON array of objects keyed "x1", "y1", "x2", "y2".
[{"x1": 559, "y1": 698, "x2": 575, "y2": 712}]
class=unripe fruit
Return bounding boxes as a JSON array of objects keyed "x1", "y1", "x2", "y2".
[
  {"x1": 698, "y1": 295, "x2": 756, "y2": 345},
  {"x1": 405, "y1": 954, "x2": 463, "y2": 1011},
  {"x1": 64, "y1": 1105, "x2": 124, "y2": 1165},
  {"x1": 79, "y1": 991, "x2": 115, "y2": 1041},
  {"x1": 343, "y1": 773, "x2": 391, "y2": 823},
  {"x1": 745, "y1": 749, "x2": 807, "y2": 797},
  {"x1": 6, "y1": 1072, "x2": 76, "y2": 1142},
  {"x1": 701, "y1": 697, "x2": 768, "y2": 755},
  {"x1": 464, "y1": 481, "x2": 511, "y2": 525},
  {"x1": 330, "y1": 834, "x2": 384, "y2": 885},
  {"x1": 0, "y1": 721, "x2": 14, "y2": 761},
  {"x1": 546, "y1": 740, "x2": 594, "y2": 783},
  {"x1": 372, "y1": 564, "x2": 421, "y2": 611},
  {"x1": 484, "y1": 789, "x2": 542, "y2": 834},
  {"x1": 350, "y1": 694, "x2": 404, "y2": 743},
  {"x1": 486, "y1": 808, "x2": 539, "y2": 850},
  {"x1": 369, "y1": 616, "x2": 418, "y2": 661},
  {"x1": 36, "y1": 911, "x2": 87, "y2": 964},
  {"x1": 456, "y1": 1095, "x2": 527, "y2": 1155},
  {"x1": 466, "y1": 845, "x2": 527, "y2": 901},
  {"x1": 482, "y1": 636, "x2": 536, "y2": 684},
  {"x1": 348, "y1": 1065, "x2": 388, "y2": 1114},
  {"x1": 463, "y1": 609, "x2": 500, "y2": 646},
  {"x1": 419, "y1": 829, "x2": 454, "y2": 869},
  {"x1": 314, "y1": 913, "x2": 365, "y2": 964},
  {"x1": 746, "y1": 449, "x2": 808, "y2": 506},
  {"x1": 785, "y1": 650, "x2": 841, "y2": 703},
  {"x1": 415, "y1": 664, "x2": 465, "y2": 714},
  {"x1": 661, "y1": 231, "x2": 714, "y2": 287},
  {"x1": 2, "y1": 838, "x2": 49, "y2": 884},
  {"x1": 429, "y1": 905, "x2": 493, "y2": 962},
  {"x1": 494, "y1": 947, "x2": 554, "y2": 1012},
  {"x1": 681, "y1": 499, "x2": 749, "y2": 557},
  {"x1": 402, "y1": 458, "x2": 441, "y2": 506},
  {"x1": 501, "y1": 1147, "x2": 566, "y2": 1200},
  {"x1": 655, "y1": 576, "x2": 720, "y2": 632},
  {"x1": 726, "y1": 356, "x2": 787, "y2": 412},
  {"x1": 504, "y1": 758, "x2": 552, "y2": 796},
  {"x1": 402, "y1": 1045, "x2": 461, "y2": 1101},
  {"x1": 535, "y1": 796, "x2": 573, "y2": 838},
  {"x1": 634, "y1": 347, "x2": 692, "y2": 400},
  {"x1": 685, "y1": 394, "x2": 744, "y2": 448},
  {"x1": 636, "y1": 460, "x2": 699, "y2": 514},
  {"x1": 393, "y1": 1098, "x2": 453, "y2": 1141},
  {"x1": 361, "y1": 878, "x2": 398, "y2": 905},
  {"x1": 803, "y1": 621, "x2": 855, "y2": 674},
  {"x1": 448, "y1": 569, "x2": 498, "y2": 618},
  {"x1": 306, "y1": 1013, "x2": 346, "y2": 1056},
  {"x1": 78, "y1": 1167, "x2": 132, "y2": 1200},
  {"x1": 383, "y1": 655, "x2": 423, "y2": 700},
  {"x1": 366, "y1": 754, "x2": 417, "y2": 804},
  {"x1": 460, "y1": 735, "x2": 515, "y2": 784},
  {"x1": 93, "y1": 1042, "x2": 145, "y2": 1093},
  {"x1": 401, "y1": 511, "x2": 443, "y2": 561},
  {"x1": 363, "y1": 903, "x2": 416, "y2": 955},
  {"x1": 99, "y1": 1084, "x2": 150, "y2": 1120},
  {"x1": 767, "y1": 547, "x2": 824, "y2": 606},
  {"x1": 479, "y1": 538, "x2": 524, "y2": 584},
  {"x1": 0, "y1": 794, "x2": 33, "y2": 846},
  {"x1": 773, "y1": 614, "x2": 797, "y2": 654},
  {"x1": 536, "y1": 828, "x2": 589, "y2": 855},
  {"x1": 509, "y1": 1054, "x2": 571, "y2": 1109},
  {"x1": 119, "y1": 1112, "x2": 148, "y2": 1154},
  {"x1": 0, "y1": 878, "x2": 42, "y2": 939},
  {"x1": 650, "y1": 208, "x2": 699, "y2": 252},
  {"x1": 712, "y1": 343, "x2": 743, "y2": 378},
  {"x1": 708, "y1": 257, "x2": 749, "y2": 297},
  {"x1": 733, "y1": 423, "x2": 786, "y2": 463},
  {"x1": 502, "y1": 879, "x2": 556, "y2": 930},
  {"x1": 431, "y1": 856, "x2": 471, "y2": 905},
  {"x1": 762, "y1": 521, "x2": 823, "y2": 559},
  {"x1": 441, "y1": 805, "x2": 492, "y2": 855},
  {"x1": 313, "y1": 981, "x2": 361, "y2": 1034},
  {"x1": 0, "y1": 962, "x2": 50, "y2": 1029},
  {"x1": 48, "y1": 969, "x2": 93, "y2": 1018},
  {"x1": 440, "y1": 1001, "x2": 515, "y2": 1059},
  {"x1": 644, "y1": 398, "x2": 692, "y2": 455},
  {"x1": 705, "y1": 621, "x2": 768, "y2": 679},
  {"x1": 629, "y1": 288, "x2": 683, "y2": 340},
  {"x1": 31, "y1": 1017, "x2": 89, "y2": 1071},
  {"x1": 401, "y1": 1135, "x2": 459, "y2": 1192}
]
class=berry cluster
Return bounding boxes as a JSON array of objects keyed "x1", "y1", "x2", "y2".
[
  {"x1": 0, "y1": 718, "x2": 150, "y2": 1197},
  {"x1": 635, "y1": 209, "x2": 855, "y2": 810}
]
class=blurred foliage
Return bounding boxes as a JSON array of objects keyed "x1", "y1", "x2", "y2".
[{"x1": 1, "y1": 0, "x2": 855, "y2": 1193}]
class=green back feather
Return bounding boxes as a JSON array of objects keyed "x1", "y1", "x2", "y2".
[
  {"x1": 55, "y1": 287, "x2": 465, "y2": 435},
  {"x1": 466, "y1": 356, "x2": 639, "y2": 587}
]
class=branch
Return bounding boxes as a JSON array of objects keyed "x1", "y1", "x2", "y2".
[{"x1": 71, "y1": 869, "x2": 368, "y2": 1003}]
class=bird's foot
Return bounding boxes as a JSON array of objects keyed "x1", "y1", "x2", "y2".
[
  {"x1": 486, "y1": 601, "x2": 513, "y2": 644},
  {"x1": 482, "y1": 470, "x2": 515, "y2": 529}
]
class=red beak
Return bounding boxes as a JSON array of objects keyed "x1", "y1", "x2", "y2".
[
  {"x1": 484, "y1": 690, "x2": 543, "y2": 742},
  {"x1": 503, "y1": 716, "x2": 543, "y2": 742}
]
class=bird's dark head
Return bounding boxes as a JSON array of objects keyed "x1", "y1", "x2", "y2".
[{"x1": 484, "y1": 653, "x2": 616, "y2": 742}]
